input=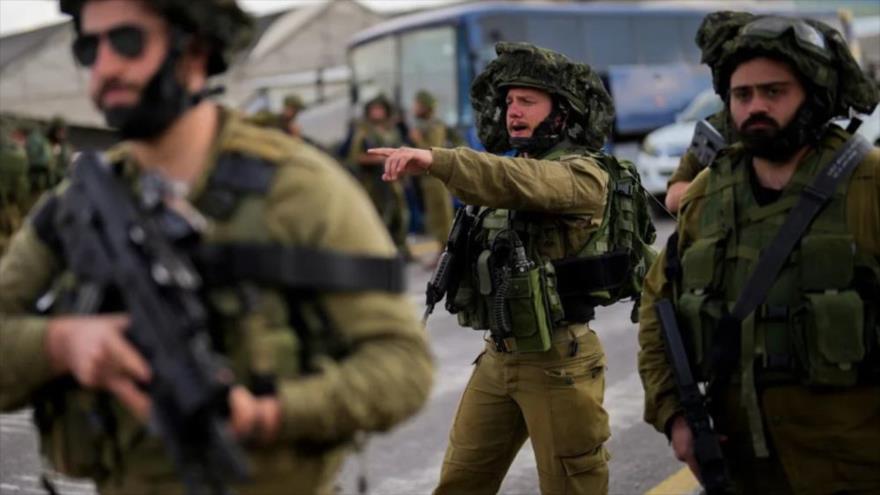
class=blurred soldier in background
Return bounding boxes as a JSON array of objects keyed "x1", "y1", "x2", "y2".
[
  {"x1": 0, "y1": 117, "x2": 29, "y2": 254},
  {"x1": 346, "y1": 94, "x2": 410, "y2": 257},
  {"x1": 409, "y1": 89, "x2": 454, "y2": 265},
  {"x1": 47, "y1": 116, "x2": 74, "y2": 179},
  {"x1": 665, "y1": 110, "x2": 736, "y2": 213},
  {"x1": 639, "y1": 11, "x2": 880, "y2": 494},
  {"x1": 374, "y1": 42, "x2": 656, "y2": 495},
  {"x1": 0, "y1": 1, "x2": 432, "y2": 494},
  {"x1": 281, "y1": 93, "x2": 305, "y2": 138},
  {"x1": 24, "y1": 121, "x2": 57, "y2": 210}
]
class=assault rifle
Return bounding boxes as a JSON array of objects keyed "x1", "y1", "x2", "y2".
[
  {"x1": 54, "y1": 151, "x2": 249, "y2": 495},
  {"x1": 655, "y1": 299, "x2": 729, "y2": 495},
  {"x1": 688, "y1": 119, "x2": 727, "y2": 169},
  {"x1": 423, "y1": 205, "x2": 476, "y2": 324}
]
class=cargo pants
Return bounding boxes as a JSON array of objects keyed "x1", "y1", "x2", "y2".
[{"x1": 434, "y1": 325, "x2": 611, "y2": 495}]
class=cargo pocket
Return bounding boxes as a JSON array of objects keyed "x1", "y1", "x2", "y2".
[
  {"x1": 560, "y1": 445, "x2": 611, "y2": 476},
  {"x1": 800, "y1": 291, "x2": 865, "y2": 387},
  {"x1": 800, "y1": 234, "x2": 855, "y2": 291},
  {"x1": 546, "y1": 353, "x2": 610, "y2": 458},
  {"x1": 680, "y1": 236, "x2": 723, "y2": 292},
  {"x1": 677, "y1": 293, "x2": 724, "y2": 380}
]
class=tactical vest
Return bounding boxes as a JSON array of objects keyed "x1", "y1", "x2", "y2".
[
  {"x1": 29, "y1": 138, "x2": 404, "y2": 481},
  {"x1": 675, "y1": 141, "x2": 880, "y2": 390},
  {"x1": 449, "y1": 146, "x2": 656, "y2": 352}
]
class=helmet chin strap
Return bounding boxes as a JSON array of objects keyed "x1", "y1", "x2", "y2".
[
  {"x1": 508, "y1": 103, "x2": 567, "y2": 156},
  {"x1": 104, "y1": 29, "x2": 223, "y2": 141}
]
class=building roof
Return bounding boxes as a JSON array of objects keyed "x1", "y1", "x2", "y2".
[{"x1": 0, "y1": 21, "x2": 69, "y2": 71}]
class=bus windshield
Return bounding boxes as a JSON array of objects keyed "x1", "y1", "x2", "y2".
[{"x1": 350, "y1": 26, "x2": 459, "y2": 126}]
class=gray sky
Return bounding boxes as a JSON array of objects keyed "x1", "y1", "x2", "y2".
[{"x1": 0, "y1": 0, "x2": 461, "y2": 35}]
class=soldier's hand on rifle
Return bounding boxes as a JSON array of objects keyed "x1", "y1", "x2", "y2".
[
  {"x1": 670, "y1": 414, "x2": 701, "y2": 479},
  {"x1": 228, "y1": 386, "x2": 281, "y2": 444},
  {"x1": 369, "y1": 147, "x2": 433, "y2": 181},
  {"x1": 46, "y1": 314, "x2": 152, "y2": 420}
]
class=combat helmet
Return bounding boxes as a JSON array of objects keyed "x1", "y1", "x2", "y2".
[
  {"x1": 284, "y1": 94, "x2": 306, "y2": 111},
  {"x1": 59, "y1": 0, "x2": 253, "y2": 76},
  {"x1": 364, "y1": 93, "x2": 394, "y2": 118},
  {"x1": 697, "y1": 11, "x2": 878, "y2": 123},
  {"x1": 414, "y1": 90, "x2": 437, "y2": 111},
  {"x1": 470, "y1": 42, "x2": 614, "y2": 153}
]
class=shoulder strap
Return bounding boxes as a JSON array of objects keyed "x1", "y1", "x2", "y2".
[
  {"x1": 196, "y1": 153, "x2": 276, "y2": 220},
  {"x1": 729, "y1": 133, "x2": 872, "y2": 322},
  {"x1": 195, "y1": 244, "x2": 406, "y2": 293}
]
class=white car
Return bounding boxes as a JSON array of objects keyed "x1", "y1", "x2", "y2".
[
  {"x1": 635, "y1": 89, "x2": 723, "y2": 196},
  {"x1": 636, "y1": 89, "x2": 880, "y2": 197}
]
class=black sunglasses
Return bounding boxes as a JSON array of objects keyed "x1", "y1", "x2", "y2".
[{"x1": 72, "y1": 25, "x2": 146, "y2": 67}]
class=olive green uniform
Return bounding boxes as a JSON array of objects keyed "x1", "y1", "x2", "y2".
[
  {"x1": 346, "y1": 120, "x2": 409, "y2": 255},
  {"x1": 411, "y1": 117, "x2": 454, "y2": 244},
  {"x1": 0, "y1": 130, "x2": 29, "y2": 255},
  {"x1": 0, "y1": 109, "x2": 434, "y2": 494},
  {"x1": 429, "y1": 144, "x2": 613, "y2": 495},
  {"x1": 638, "y1": 127, "x2": 880, "y2": 494}
]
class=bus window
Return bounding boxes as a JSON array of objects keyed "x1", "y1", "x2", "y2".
[
  {"x1": 633, "y1": 16, "x2": 688, "y2": 64},
  {"x1": 400, "y1": 26, "x2": 459, "y2": 126},
  {"x1": 478, "y1": 15, "x2": 584, "y2": 67},
  {"x1": 582, "y1": 16, "x2": 637, "y2": 69},
  {"x1": 351, "y1": 35, "x2": 398, "y2": 106}
]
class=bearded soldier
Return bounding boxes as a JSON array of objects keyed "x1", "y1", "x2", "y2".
[
  {"x1": 0, "y1": 1, "x2": 432, "y2": 494},
  {"x1": 638, "y1": 12, "x2": 880, "y2": 494}
]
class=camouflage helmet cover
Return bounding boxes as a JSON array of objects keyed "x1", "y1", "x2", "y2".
[
  {"x1": 414, "y1": 90, "x2": 437, "y2": 110},
  {"x1": 364, "y1": 93, "x2": 395, "y2": 117},
  {"x1": 470, "y1": 42, "x2": 614, "y2": 153},
  {"x1": 283, "y1": 94, "x2": 305, "y2": 111},
  {"x1": 696, "y1": 11, "x2": 879, "y2": 118},
  {"x1": 59, "y1": 0, "x2": 254, "y2": 76}
]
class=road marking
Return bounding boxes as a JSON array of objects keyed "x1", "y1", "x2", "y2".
[{"x1": 644, "y1": 466, "x2": 699, "y2": 495}]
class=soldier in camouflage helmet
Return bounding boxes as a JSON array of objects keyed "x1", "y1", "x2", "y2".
[
  {"x1": 0, "y1": 1, "x2": 432, "y2": 493},
  {"x1": 373, "y1": 42, "x2": 657, "y2": 494},
  {"x1": 639, "y1": 11, "x2": 880, "y2": 494},
  {"x1": 408, "y1": 89, "x2": 454, "y2": 258},
  {"x1": 346, "y1": 94, "x2": 411, "y2": 257},
  {"x1": 282, "y1": 94, "x2": 306, "y2": 137}
]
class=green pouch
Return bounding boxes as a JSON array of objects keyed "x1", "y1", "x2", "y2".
[
  {"x1": 800, "y1": 234, "x2": 855, "y2": 291},
  {"x1": 506, "y1": 265, "x2": 553, "y2": 353},
  {"x1": 802, "y1": 291, "x2": 865, "y2": 387},
  {"x1": 681, "y1": 237, "x2": 722, "y2": 291},
  {"x1": 38, "y1": 389, "x2": 112, "y2": 479}
]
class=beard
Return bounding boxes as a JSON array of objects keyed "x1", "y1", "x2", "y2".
[
  {"x1": 738, "y1": 106, "x2": 816, "y2": 163},
  {"x1": 96, "y1": 51, "x2": 190, "y2": 141}
]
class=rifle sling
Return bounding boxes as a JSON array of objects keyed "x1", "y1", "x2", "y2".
[{"x1": 195, "y1": 244, "x2": 406, "y2": 293}]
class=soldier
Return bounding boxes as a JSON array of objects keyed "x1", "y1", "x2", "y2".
[
  {"x1": 373, "y1": 42, "x2": 656, "y2": 494},
  {"x1": 23, "y1": 121, "x2": 57, "y2": 209},
  {"x1": 0, "y1": 117, "x2": 29, "y2": 254},
  {"x1": 282, "y1": 93, "x2": 306, "y2": 138},
  {"x1": 47, "y1": 116, "x2": 74, "y2": 179},
  {"x1": 665, "y1": 111, "x2": 734, "y2": 213},
  {"x1": 638, "y1": 11, "x2": 880, "y2": 494},
  {"x1": 346, "y1": 94, "x2": 410, "y2": 257},
  {"x1": 409, "y1": 90, "x2": 454, "y2": 263},
  {"x1": 0, "y1": 1, "x2": 432, "y2": 494}
]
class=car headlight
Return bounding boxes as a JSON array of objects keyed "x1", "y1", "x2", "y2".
[{"x1": 640, "y1": 140, "x2": 659, "y2": 157}]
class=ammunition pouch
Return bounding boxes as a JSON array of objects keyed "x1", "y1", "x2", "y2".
[
  {"x1": 33, "y1": 379, "x2": 117, "y2": 480},
  {"x1": 505, "y1": 264, "x2": 553, "y2": 353}
]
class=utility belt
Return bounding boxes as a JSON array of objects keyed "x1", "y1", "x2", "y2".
[
  {"x1": 681, "y1": 295, "x2": 880, "y2": 389},
  {"x1": 452, "y1": 248, "x2": 623, "y2": 354}
]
